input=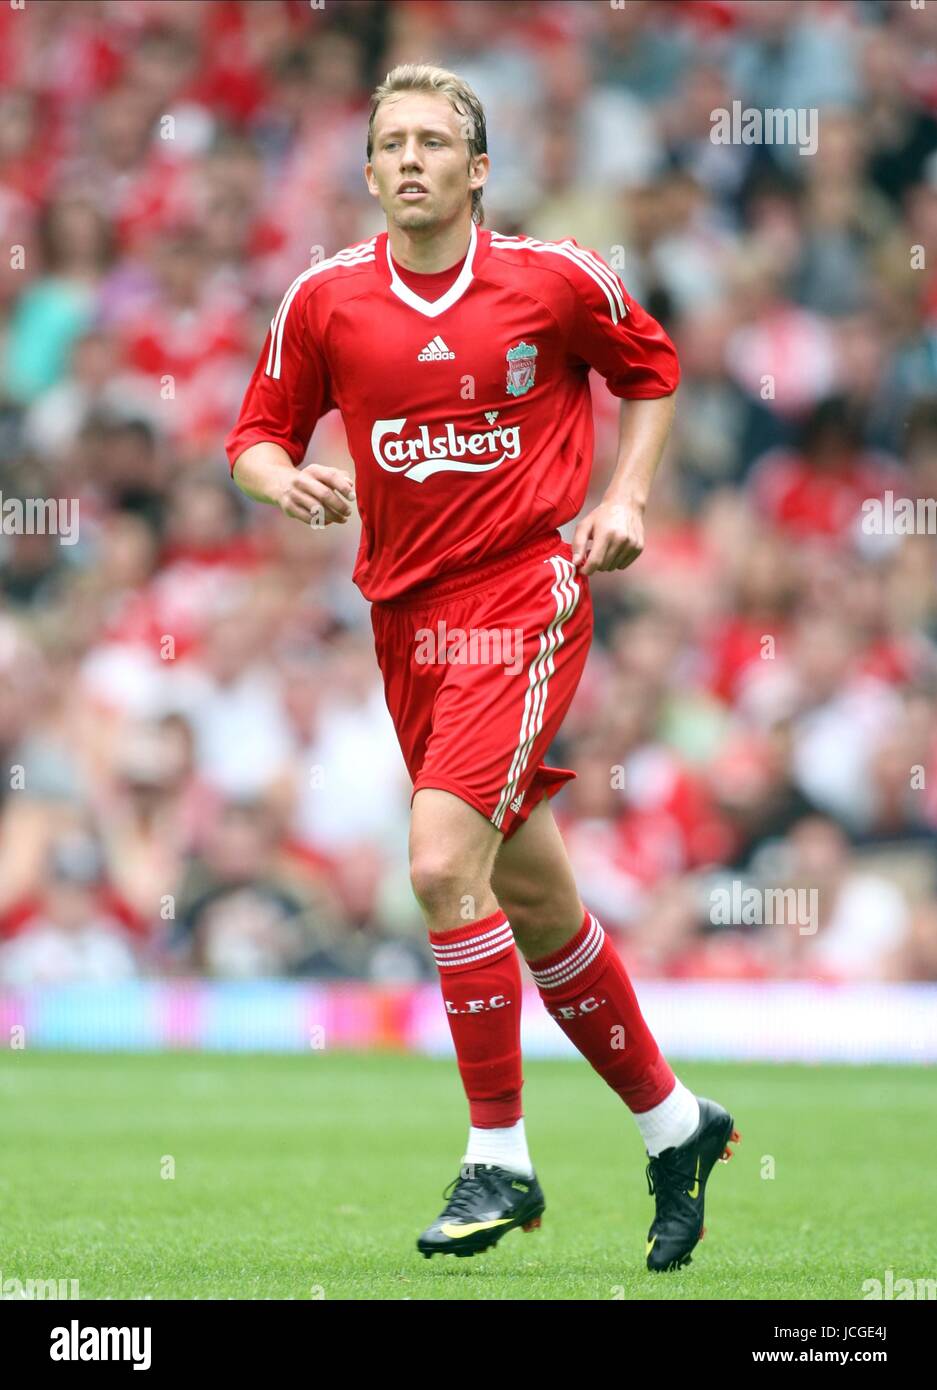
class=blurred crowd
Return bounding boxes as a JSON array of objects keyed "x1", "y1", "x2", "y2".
[{"x1": 0, "y1": 0, "x2": 936, "y2": 987}]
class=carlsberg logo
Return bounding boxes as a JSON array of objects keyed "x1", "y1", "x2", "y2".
[{"x1": 371, "y1": 417, "x2": 521, "y2": 483}]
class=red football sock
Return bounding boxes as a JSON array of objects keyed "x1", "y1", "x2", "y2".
[
  {"x1": 429, "y1": 908, "x2": 524, "y2": 1128},
  {"x1": 527, "y1": 907, "x2": 674, "y2": 1113}
]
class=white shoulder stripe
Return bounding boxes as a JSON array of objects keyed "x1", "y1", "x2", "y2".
[
  {"x1": 491, "y1": 233, "x2": 626, "y2": 321},
  {"x1": 266, "y1": 241, "x2": 376, "y2": 379},
  {"x1": 489, "y1": 233, "x2": 627, "y2": 323},
  {"x1": 268, "y1": 241, "x2": 375, "y2": 357},
  {"x1": 491, "y1": 231, "x2": 622, "y2": 301}
]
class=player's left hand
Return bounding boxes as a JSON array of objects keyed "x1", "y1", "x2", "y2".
[{"x1": 571, "y1": 498, "x2": 645, "y2": 576}]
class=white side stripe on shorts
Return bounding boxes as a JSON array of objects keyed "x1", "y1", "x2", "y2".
[{"x1": 492, "y1": 555, "x2": 581, "y2": 830}]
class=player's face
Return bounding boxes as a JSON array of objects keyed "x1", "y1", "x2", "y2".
[{"x1": 366, "y1": 91, "x2": 487, "y2": 232}]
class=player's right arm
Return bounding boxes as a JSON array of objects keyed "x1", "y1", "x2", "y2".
[
  {"x1": 225, "y1": 275, "x2": 355, "y2": 526},
  {"x1": 232, "y1": 440, "x2": 355, "y2": 526}
]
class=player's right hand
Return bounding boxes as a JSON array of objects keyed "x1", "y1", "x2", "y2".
[{"x1": 276, "y1": 463, "x2": 356, "y2": 526}]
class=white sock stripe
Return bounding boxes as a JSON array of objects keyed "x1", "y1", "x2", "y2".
[
  {"x1": 531, "y1": 931, "x2": 606, "y2": 989},
  {"x1": 433, "y1": 945, "x2": 511, "y2": 967},
  {"x1": 433, "y1": 935, "x2": 516, "y2": 970},
  {"x1": 432, "y1": 921, "x2": 512, "y2": 956},
  {"x1": 432, "y1": 919, "x2": 512, "y2": 946},
  {"x1": 489, "y1": 233, "x2": 626, "y2": 322},
  {"x1": 530, "y1": 917, "x2": 606, "y2": 987},
  {"x1": 530, "y1": 917, "x2": 602, "y2": 981},
  {"x1": 533, "y1": 934, "x2": 606, "y2": 989},
  {"x1": 266, "y1": 243, "x2": 376, "y2": 377},
  {"x1": 492, "y1": 556, "x2": 581, "y2": 828},
  {"x1": 530, "y1": 918, "x2": 603, "y2": 982},
  {"x1": 533, "y1": 911, "x2": 597, "y2": 978}
]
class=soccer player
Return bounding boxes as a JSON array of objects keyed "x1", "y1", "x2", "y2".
[{"x1": 226, "y1": 64, "x2": 739, "y2": 1273}]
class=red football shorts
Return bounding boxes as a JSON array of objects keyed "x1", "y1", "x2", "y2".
[{"x1": 370, "y1": 530, "x2": 593, "y2": 840}]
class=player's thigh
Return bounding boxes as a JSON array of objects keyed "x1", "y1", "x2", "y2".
[
  {"x1": 409, "y1": 786, "x2": 502, "y2": 898},
  {"x1": 491, "y1": 799, "x2": 583, "y2": 952}
]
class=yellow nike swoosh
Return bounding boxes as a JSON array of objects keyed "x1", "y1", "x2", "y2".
[
  {"x1": 440, "y1": 1218, "x2": 513, "y2": 1239},
  {"x1": 687, "y1": 1157, "x2": 701, "y2": 1200},
  {"x1": 646, "y1": 1236, "x2": 656, "y2": 1256}
]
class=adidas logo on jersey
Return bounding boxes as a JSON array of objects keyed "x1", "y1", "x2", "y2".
[{"x1": 418, "y1": 335, "x2": 455, "y2": 362}]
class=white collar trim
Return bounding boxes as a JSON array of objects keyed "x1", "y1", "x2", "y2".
[{"x1": 386, "y1": 222, "x2": 477, "y2": 318}]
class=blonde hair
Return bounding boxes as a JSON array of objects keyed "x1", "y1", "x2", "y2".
[{"x1": 367, "y1": 63, "x2": 487, "y2": 225}]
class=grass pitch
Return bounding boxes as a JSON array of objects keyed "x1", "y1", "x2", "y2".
[{"x1": 1, "y1": 1051, "x2": 933, "y2": 1300}]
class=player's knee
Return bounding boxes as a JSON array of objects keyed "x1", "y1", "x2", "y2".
[
  {"x1": 497, "y1": 880, "x2": 577, "y2": 951},
  {"x1": 503, "y1": 904, "x2": 557, "y2": 954},
  {"x1": 409, "y1": 850, "x2": 473, "y2": 915},
  {"x1": 493, "y1": 873, "x2": 546, "y2": 923}
]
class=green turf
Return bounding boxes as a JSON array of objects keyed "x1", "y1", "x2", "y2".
[{"x1": 1, "y1": 1051, "x2": 933, "y2": 1300}]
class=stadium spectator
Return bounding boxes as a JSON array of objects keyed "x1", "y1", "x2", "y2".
[{"x1": 0, "y1": 829, "x2": 139, "y2": 985}]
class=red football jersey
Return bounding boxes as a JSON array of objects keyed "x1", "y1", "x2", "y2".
[{"x1": 225, "y1": 223, "x2": 680, "y2": 601}]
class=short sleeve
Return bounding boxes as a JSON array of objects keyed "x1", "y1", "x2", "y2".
[
  {"x1": 562, "y1": 241, "x2": 680, "y2": 400},
  {"x1": 225, "y1": 279, "x2": 335, "y2": 474}
]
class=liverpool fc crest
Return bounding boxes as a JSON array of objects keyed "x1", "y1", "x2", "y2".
[{"x1": 505, "y1": 341, "x2": 537, "y2": 397}]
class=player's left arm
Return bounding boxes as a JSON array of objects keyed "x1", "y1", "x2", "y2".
[
  {"x1": 572, "y1": 391, "x2": 676, "y2": 576},
  {"x1": 560, "y1": 243, "x2": 680, "y2": 576}
]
